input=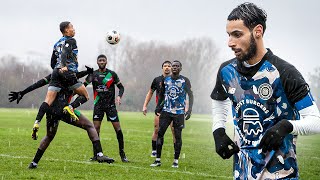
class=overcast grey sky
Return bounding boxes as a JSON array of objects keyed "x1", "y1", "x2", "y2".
[{"x1": 1, "y1": 0, "x2": 319, "y2": 76}]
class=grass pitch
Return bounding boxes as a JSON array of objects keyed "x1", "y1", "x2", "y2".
[{"x1": 0, "y1": 108, "x2": 319, "y2": 179}]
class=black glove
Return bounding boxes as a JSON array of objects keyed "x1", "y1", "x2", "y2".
[
  {"x1": 85, "y1": 65, "x2": 94, "y2": 74},
  {"x1": 258, "y1": 119, "x2": 293, "y2": 153},
  {"x1": 185, "y1": 110, "x2": 192, "y2": 120},
  {"x1": 213, "y1": 128, "x2": 240, "y2": 159},
  {"x1": 8, "y1": 91, "x2": 24, "y2": 104}
]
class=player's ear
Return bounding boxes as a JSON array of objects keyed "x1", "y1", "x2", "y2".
[{"x1": 254, "y1": 24, "x2": 263, "y2": 38}]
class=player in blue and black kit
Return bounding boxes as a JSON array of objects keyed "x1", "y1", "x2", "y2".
[
  {"x1": 150, "y1": 60, "x2": 193, "y2": 168},
  {"x1": 32, "y1": 21, "x2": 90, "y2": 140},
  {"x1": 211, "y1": 3, "x2": 320, "y2": 179}
]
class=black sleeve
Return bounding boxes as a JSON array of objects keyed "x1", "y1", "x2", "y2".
[
  {"x1": 150, "y1": 78, "x2": 157, "y2": 92},
  {"x1": 272, "y1": 57, "x2": 309, "y2": 104},
  {"x1": 61, "y1": 38, "x2": 77, "y2": 66},
  {"x1": 184, "y1": 77, "x2": 194, "y2": 111},
  {"x1": 21, "y1": 74, "x2": 51, "y2": 95},
  {"x1": 117, "y1": 83, "x2": 125, "y2": 98},
  {"x1": 210, "y1": 63, "x2": 229, "y2": 101},
  {"x1": 50, "y1": 50, "x2": 58, "y2": 69},
  {"x1": 112, "y1": 71, "x2": 124, "y2": 97},
  {"x1": 84, "y1": 74, "x2": 93, "y2": 87},
  {"x1": 76, "y1": 70, "x2": 89, "y2": 79},
  {"x1": 156, "y1": 78, "x2": 165, "y2": 110},
  {"x1": 112, "y1": 71, "x2": 121, "y2": 84}
]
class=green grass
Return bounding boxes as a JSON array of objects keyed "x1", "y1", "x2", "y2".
[{"x1": 0, "y1": 108, "x2": 319, "y2": 179}]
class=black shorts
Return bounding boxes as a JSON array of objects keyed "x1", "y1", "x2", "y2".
[
  {"x1": 93, "y1": 104, "x2": 119, "y2": 122},
  {"x1": 48, "y1": 68, "x2": 82, "y2": 92},
  {"x1": 159, "y1": 111, "x2": 185, "y2": 129}
]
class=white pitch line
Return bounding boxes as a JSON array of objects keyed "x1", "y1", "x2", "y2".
[{"x1": 0, "y1": 154, "x2": 232, "y2": 179}]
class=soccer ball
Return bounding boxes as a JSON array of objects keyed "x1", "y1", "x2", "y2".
[{"x1": 106, "y1": 30, "x2": 120, "y2": 45}]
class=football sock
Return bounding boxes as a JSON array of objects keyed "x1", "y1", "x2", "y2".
[
  {"x1": 174, "y1": 159, "x2": 178, "y2": 164},
  {"x1": 156, "y1": 137, "x2": 164, "y2": 158},
  {"x1": 116, "y1": 130, "x2": 124, "y2": 152},
  {"x1": 92, "y1": 140, "x2": 103, "y2": 157},
  {"x1": 70, "y1": 95, "x2": 87, "y2": 109},
  {"x1": 35, "y1": 102, "x2": 49, "y2": 122},
  {"x1": 33, "y1": 148, "x2": 44, "y2": 164},
  {"x1": 152, "y1": 140, "x2": 156, "y2": 151},
  {"x1": 174, "y1": 129, "x2": 182, "y2": 160}
]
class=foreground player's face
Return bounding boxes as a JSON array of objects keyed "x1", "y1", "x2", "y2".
[
  {"x1": 97, "y1": 58, "x2": 107, "y2": 69},
  {"x1": 162, "y1": 63, "x2": 171, "y2": 75},
  {"x1": 171, "y1": 62, "x2": 181, "y2": 75},
  {"x1": 226, "y1": 20, "x2": 257, "y2": 62},
  {"x1": 65, "y1": 23, "x2": 76, "y2": 37}
]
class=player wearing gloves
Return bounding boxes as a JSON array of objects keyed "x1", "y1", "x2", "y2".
[
  {"x1": 211, "y1": 3, "x2": 320, "y2": 179},
  {"x1": 151, "y1": 60, "x2": 193, "y2": 168},
  {"x1": 9, "y1": 66, "x2": 93, "y2": 140}
]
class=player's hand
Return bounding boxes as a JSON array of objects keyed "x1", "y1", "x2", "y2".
[
  {"x1": 142, "y1": 106, "x2": 147, "y2": 116},
  {"x1": 185, "y1": 110, "x2": 192, "y2": 120},
  {"x1": 85, "y1": 65, "x2": 94, "y2": 74},
  {"x1": 258, "y1": 119, "x2": 293, "y2": 153},
  {"x1": 8, "y1": 91, "x2": 24, "y2": 104},
  {"x1": 116, "y1": 96, "x2": 121, "y2": 106},
  {"x1": 59, "y1": 66, "x2": 68, "y2": 73},
  {"x1": 213, "y1": 128, "x2": 240, "y2": 159},
  {"x1": 155, "y1": 107, "x2": 162, "y2": 116}
]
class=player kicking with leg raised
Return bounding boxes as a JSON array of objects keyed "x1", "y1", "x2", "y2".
[{"x1": 27, "y1": 84, "x2": 114, "y2": 168}]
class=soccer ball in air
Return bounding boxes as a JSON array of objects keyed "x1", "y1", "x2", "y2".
[{"x1": 106, "y1": 30, "x2": 120, "y2": 45}]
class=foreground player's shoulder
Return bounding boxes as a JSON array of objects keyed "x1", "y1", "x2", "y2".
[
  {"x1": 267, "y1": 52, "x2": 309, "y2": 104},
  {"x1": 219, "y1": 58, "x2": 237, "y2": 73}
]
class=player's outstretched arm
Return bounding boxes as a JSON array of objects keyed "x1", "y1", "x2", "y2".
[
  {"x1": 76, "y1": 65, "x2": 94, "y2": 79},
  {"x1": 8, "y1": 74, "x2": 51, "y2": 104}
]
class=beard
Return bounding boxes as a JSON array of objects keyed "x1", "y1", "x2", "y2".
[
  {"x1": 98, "y1": 64, "x2": 106, "y2": 70},
  {"x1": 237, "y1": 33, "x2": 257, "y2": 62}
]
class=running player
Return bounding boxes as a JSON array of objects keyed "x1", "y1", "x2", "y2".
[
  {"x1": 211, "y1": 3, "x2": 320, "y2": 179},
  {"x1": 150, "y1": 60, "x2": 193, "y2": 168},
  {"x1": 82, "y1": 54, "x2": 128, "y2": 162},
  {"x1": 142, "y1": 61, "x2": 176, "y2": 157}
]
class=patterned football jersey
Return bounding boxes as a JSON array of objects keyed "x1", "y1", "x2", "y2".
[
  {"x1": 162, "y1": 75, "x2": 191, "y2": 114},
  {"x1": 52, "y1": 36, "x2": 78, "y2": 72},
  {"x1": 211, "y1": 49, "x2": 311, "y2": 179},
  {"x1": 86, "y1": 69, "x2": 120, "y2": 106}
]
